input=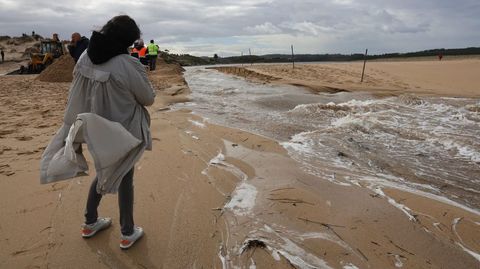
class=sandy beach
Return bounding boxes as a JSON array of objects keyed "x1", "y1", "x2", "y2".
[
  {"x1": 1, "y1": 54, "x2": 480, "y2": 269},
  {"x1": 212, "y1": 58, "x2": 480, "y2": 98}
]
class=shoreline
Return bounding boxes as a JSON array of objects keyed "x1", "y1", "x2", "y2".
[
  {"x1": 151, "y1": 62, "x2": 480, "y2": 267},
  {"x1": 210, "y1": 58, "x2": 480, "y2": 98},
  {"x1": 1, "y1": 59, "x2": 480, "y2": 268}
]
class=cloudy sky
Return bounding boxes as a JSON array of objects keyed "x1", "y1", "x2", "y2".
[{"x1": 1, "y1": 0, "x2": 479, "y2": 56}]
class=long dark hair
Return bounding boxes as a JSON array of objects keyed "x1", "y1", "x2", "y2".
[{"x1": 100, "y1": 15, "x2": 141, "y2": 47}]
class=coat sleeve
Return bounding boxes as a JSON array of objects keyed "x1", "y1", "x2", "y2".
[
  {"x1": 128, "y1": 59, "x2": 156, "y2": 106},
  {"x1": 68, "y1": 45, "x2": 75, "y2": 58}
]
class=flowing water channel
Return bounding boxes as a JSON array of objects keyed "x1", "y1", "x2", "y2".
[
  {"x1": 178, "y1": 66, "x2": 480, "y2": 211},
  {"x1": 172, "y1": 66, "x2": 480, "y2": 268}
]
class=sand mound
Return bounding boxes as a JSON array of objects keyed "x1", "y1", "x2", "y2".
[
  {"x1": 37, "y1": 55, "x2": 75, "y2": 83},
  {"x1": 209, "y1": 66, "x2": 279, "y2": 82}
]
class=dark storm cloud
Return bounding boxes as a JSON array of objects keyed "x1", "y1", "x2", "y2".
[{"x1": 0, "y1": 0, "x2": 478, "y2": 55}]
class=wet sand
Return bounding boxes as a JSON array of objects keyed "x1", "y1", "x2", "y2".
[{"x1": 1, "y1": 59, "x2": 480, "y2": 268}]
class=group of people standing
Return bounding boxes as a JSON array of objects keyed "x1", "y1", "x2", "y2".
[
  {"x1": 130, "y1": 39, "x2": 159, "y2": 71},
  {"x1": 67, "y1": 32, "x2": 160, "y2": 71}
]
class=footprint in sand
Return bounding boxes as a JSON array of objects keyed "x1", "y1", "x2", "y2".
[
  {"x1": 15, "y1": 136, "x2": 33, "y2": 141},
  {"x1": 0, "y1": 129, "x2": 16, "y2": 136},
  {"x1": 0, "y1": 146, "x2": 12, "y2": 155},
  {"x1": 17, "y1": 150, "x2": 39, "y2": 155},
  {"x1": 0, "y1": 164, "x2": 15, "y2": 176},
  {"x1": 17, "y1": 202, "x2": 54, "y2": 214}
]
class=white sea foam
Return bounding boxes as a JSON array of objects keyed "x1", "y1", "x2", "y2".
[
  {"x1": 288, "y1": 102, "x2": 350, "y2": 115},
  {"x1": 338, "y1": 99, "x2": 382, "y2": 107},
  {"x1": 280, "y1": 131, "x2": 316, "y2": 154},
  {"x1": 218, "y1": 247, "x2": 227, "y2": 269},
  {"x1": 224, "y1": 182, "x2": 257, "y2": 216},
  {"x1": 393, "y1": 254, "x2": 403, "y2": 268},
  {"x1": 330, "y1": 115, "x2": 366, "y2": 128},
  {"x1": 456, "y1": 243, "x2": 480, "y2": 262},
  {"x1": 210, "y1": 152, "x2": 225, "y2": 164},
  {"x1": 203, "y1": 151, "x2": 249, "y2": 197},
  {"x1": 258, "y1": 225, "x2": 356, "y2": 269},
  {"x1": 374, "y1": 187, "x2": 416, "y2": 221},
  {"x1": 343, "y1": 263, "x2": 360, "y2": 269},
  {"x1": 360, "y1": 176, "x2": 480, "y2": 217},
  {"x1": 249, "y1": 258, "x2": 256, "y2": 269},
  {"x1": 299, "y1": 232, "x2": 354, "y2": 253},
  {"x1": 452, "y1": 218, "x2": 480, "y2": 262},
  {"x1": 427, "y1": 138, "x2": 480, "y2": 163},
  {"x1": 270, "y1": 235, "x2": 333, "y2": 269},
  {"x1": 267, "y1": 246, "x2": 282, "y2": 261},
  {"x1": 185, "y1": 130, "x2": 200, "y2": 140},
  {"x1": 189, "y1": 119, "x2": 206, "y2": 128}
]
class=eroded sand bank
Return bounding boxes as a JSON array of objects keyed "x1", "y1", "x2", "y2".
[{"x1": 211, "y1": 58, "x2": 480, "y2": 98}]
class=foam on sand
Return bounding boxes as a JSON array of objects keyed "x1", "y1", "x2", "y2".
[
  {"x1": 189, "y1": 119, "x2": 206, "y2": 128},
  {"x1": 224, "y1": 182, "x2": 257, "y2": 216}
]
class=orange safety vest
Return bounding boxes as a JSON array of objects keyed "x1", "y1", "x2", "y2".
[{"x1": 132, "y1": 47, "x2": 147, "y2": 57}]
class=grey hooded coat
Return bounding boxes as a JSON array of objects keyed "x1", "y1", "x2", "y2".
[{"x1": 40, "y1": 52, "x2": 155, "y2": 193}]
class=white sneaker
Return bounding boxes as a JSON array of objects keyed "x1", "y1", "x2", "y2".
[
  {"x1": 81, "y1": 217, "x2": 112, "y2": 238},
  {"x1": 120, "y1": 226, "x2": 144, "y2": 249}
]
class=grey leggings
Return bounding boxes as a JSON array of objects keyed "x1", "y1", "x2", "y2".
[{"x1": 85, "y1": 168, "x2": 134, "y2": 236}]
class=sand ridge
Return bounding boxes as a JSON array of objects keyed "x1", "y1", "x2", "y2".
[{"x1": 212, "y1": 59, "x2": 480, "y2": 98}]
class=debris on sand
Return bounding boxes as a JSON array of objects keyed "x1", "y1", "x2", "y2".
[{"x1": 240, "y1": 239, "x2": 267, "y2": 254}]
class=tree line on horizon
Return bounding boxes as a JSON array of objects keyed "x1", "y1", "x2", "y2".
[
  {"x1": 161, "y1": 47, "x2": 480, "y2": 66},
  {"x1": 218, "y1": 47, "x2": 480, "y2": 64}
]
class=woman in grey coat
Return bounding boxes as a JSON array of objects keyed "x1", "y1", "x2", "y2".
[{"x1": 66, "y1": 15, "x2": 154, "y2": 249}]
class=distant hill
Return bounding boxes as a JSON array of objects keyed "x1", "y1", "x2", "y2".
[
  {"x1": 159, "y1": 51, "x2": 212, "y2": 66},
  {"x1": 214, "y1": 47, "x2": 480, "y2": 65}
]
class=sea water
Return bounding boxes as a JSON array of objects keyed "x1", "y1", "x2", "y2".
[{"x1": 178, "y1": 66, "x2": 480, "y2": 210}]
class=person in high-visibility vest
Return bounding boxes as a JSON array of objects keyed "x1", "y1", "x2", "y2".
[
  {"x1": 146, "y1": 40, "x2": 159, "y2": 71},
  {"x1": 131, "y1": 39, "x2": 148, "y2": 65}
]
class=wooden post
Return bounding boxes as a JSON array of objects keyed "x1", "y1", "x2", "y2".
[
  {"x1": 361, "y1": 48, "x2": 368, "y2": 82},
  {"x1": 291, "y1": 45, "x2": 295, "y2": 69},
  {"x1": 249, "y1": 48, "x2": 252, "y2": 66}
]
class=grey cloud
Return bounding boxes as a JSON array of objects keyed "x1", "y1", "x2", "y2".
[
  {"x1": 0, "y1": 0, "x2": 478, "y2": 56},
  {"x1": 244, "y1": 22, "x2": 282, "y2": 34}
]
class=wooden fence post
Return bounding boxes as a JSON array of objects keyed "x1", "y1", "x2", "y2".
[
  {"x1": 361, "y1": 49, "x2": 368, "y2": 82},
  {"x1": 291, "y1": 45, "x2": 295, "y2": 69},
  {"x1": 249, "y1": 48, "x2": 252, "y2": 66}
]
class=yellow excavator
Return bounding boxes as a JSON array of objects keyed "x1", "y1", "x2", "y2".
[{"x1": 19, "y1": 35, "x2": 65, "y2": 74}]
